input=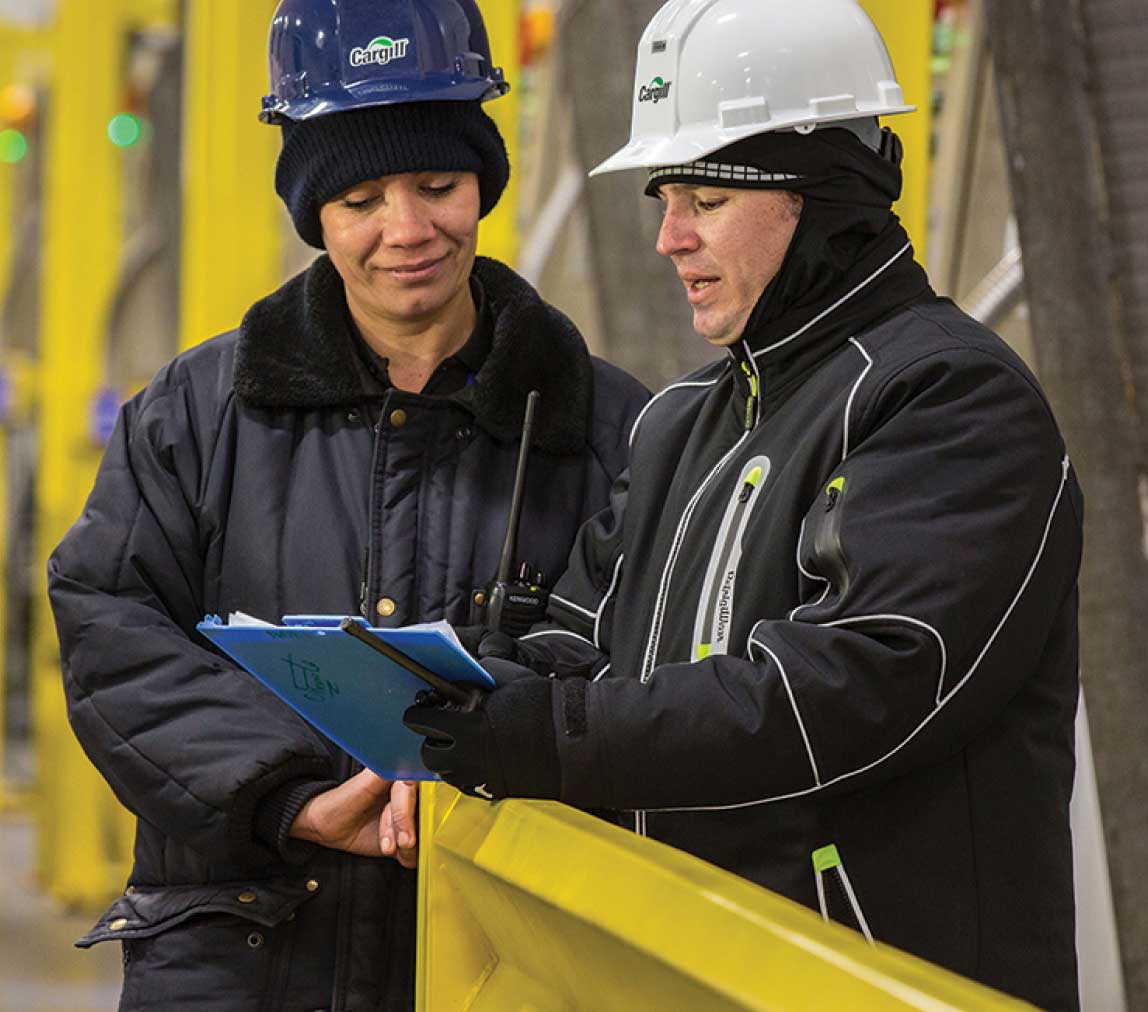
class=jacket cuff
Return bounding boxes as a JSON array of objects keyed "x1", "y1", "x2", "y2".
[
  {"x1": 228, "y1": 755, "x2": 335, "y2": 867},
  {"x1": 486, "y1": 677, "x2": 562, "y2": 799},
  {"x1": 553, "y1": 678, "x2": 610, "y2": 808},
  {"x1": 254, "y1": 778, "x2": 340, "y2": 865}
]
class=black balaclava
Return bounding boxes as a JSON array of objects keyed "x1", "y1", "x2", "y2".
[
  {"x1": 647, "y1": 125, "x2": 930, "y2": 350},
  {"x1": 277, "y1": 99, "x2": 510, "y2": 250}
]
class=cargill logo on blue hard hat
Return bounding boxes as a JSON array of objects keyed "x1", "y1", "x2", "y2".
[
  {"x1": 350, "y1": 36, "x2": 411, "y2": 68},
  {"x1": 638, "y1": 77, "x2": 672, "y2": 104}
]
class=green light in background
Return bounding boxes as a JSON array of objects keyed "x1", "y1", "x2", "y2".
[
  {"x1": 0, "y1": 128, "x2": 28, "y2": 164},
  {"x1": 107, "y1": 112, "x2": 143, "y2": 148}
]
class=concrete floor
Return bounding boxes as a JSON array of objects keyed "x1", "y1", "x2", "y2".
[{"x1": 0, "y1": 814, "x2": 122, "y2": 1012}]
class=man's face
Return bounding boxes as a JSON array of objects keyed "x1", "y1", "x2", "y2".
[
  {"x1": 655, "y1": 185, "x2": 802, "y2": 346},
  {"x1": 320, "y1": 171, "x2": 481, "y2": 330}
]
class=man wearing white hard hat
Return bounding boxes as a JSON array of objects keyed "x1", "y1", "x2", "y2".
[{"x1": 406, "y1": 2, "x2": 1082, "y2": 1006}]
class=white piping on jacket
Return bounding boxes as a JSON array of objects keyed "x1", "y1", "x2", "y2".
[
  {"x1": 752, "y1": 243, "x2": 912, "y2": 361},
  {"x1": 838, "y1": 864, "x2": 876, "y2": 943},
  {"x1": 521, "y1": 628, "x2": 596, "y2": 648},
  {"x1": 843, "y1": 338, "x2": 874, "y2": 460},
  {"x1": 747, "y1": 630, "x2": 822, "y2": 787},
  {"x1": 628, "y1": 373, "x2": 724, "y2": 449},
  {"x1": 643, "y1": 456, "x2": 1073, "y2": 813},
  {"x1": 548, "y1": 553, "x2": 626, "y2": 652},
  {"x1": 595, "y1": 554, "x2": 626, "y2": 649},
  {"x1": 822, "y1": 614, "x2": 949, "y2": 705},
  {"x1": 549, "y1": 592, "x2": 596, "y2": 622}
]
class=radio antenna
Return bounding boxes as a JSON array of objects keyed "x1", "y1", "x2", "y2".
[{"x1": 496, "y1": 390, "x2": 540, "y2": 584}]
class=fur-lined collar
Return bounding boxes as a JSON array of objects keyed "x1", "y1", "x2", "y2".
[{"x1": 234, "y1": 255, "x2": 592, "y2": 455}]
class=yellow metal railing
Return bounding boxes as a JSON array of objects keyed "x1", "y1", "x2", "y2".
[{"x1": 418, "y1": 787, "x2": 1034, "y2": 1011}]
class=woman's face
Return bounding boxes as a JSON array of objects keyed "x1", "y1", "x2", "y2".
[{"x1": 320, "y1": 170, "x2": 481, "y2": 331}]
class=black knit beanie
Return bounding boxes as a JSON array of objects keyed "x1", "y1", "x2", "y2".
[{"x1": 276, "y1": 100, "x2": 510, "y2": 249}]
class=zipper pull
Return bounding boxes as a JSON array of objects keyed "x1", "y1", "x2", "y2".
[
  {"x1": 740, "y1": 361, "x2": 758, "y2": 431},
  {"x1": 738, "y1": 465, "x2": 764, "y2": 504},
  {"x1": 358, "y1": 546, "x2": 370, "y2": 618},
  {"x1": 825, "y1": 476, "x2": 845, "y2": 512}
]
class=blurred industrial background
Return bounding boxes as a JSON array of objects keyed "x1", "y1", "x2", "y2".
[{"x1": 0, "y1": 1, "x2": 1145, "y2": 1009}]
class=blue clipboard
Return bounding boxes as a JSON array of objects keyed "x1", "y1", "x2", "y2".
[{"x1": 196, "y1": 615, "x2": 494, "y2": 780}]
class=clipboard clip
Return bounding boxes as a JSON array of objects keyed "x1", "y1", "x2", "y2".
[{"x1": 338, "y1": 617, "x2": 486, "y2": 712}]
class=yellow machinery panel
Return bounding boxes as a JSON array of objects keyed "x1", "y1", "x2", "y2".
[
  {"x1": 859, "y1": 0, "x2": 934, "y2": 259},
  {"x1": 418, "y1": 787, "x2": 1035, "y2": 1011}
]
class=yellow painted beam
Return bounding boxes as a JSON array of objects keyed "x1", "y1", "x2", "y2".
[
  {"x1": 859, "y1": 0, "x2": 934, "y2": 260},
  {"x1": 0, "y1": 27, "x2": 50, "y2": 815},
  {"x1": 0, "y1": 29, "x2": 18, "y2": 804},
  {"x1": 180, "y1": 0, "x2": 282, "y2": 352},
  {"x1": 476, "y1": 0, "x2": 520, "y2": 266},
  {"x1": 125, "y1": 0, "x2": 178, "y2": 29},
  {"x1": 34, "y1": 0, "x2": 134, "y2": 908},
  {"x1": 418, "y1": 787, "x2": 1034, "y2": 1010}
]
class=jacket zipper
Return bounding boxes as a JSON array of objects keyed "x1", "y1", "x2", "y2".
[
  {"x1": 812, "y1": 844, "x2": 874, "y2": 943},
  {"x1": 692, "y1": 455, "x2": 771, "y2": 660},
  {"x1": 360, "y1": 411, "x2": 386, "y2": 620},
  {"x1": 640, "y1": 353, "x2": 762, "y2": 681}
]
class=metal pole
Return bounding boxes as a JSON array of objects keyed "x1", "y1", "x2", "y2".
[{"x1": 985, "y1": 1, "x2": 1148, "y2": 1004}]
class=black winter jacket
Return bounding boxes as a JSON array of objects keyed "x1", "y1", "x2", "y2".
[
  {"x1": 527, "y1": 247, "x2": 1082, "y2": 1010},
  {"x1": 48, "y1": 255, "x2": 648, "y2": 1012}
]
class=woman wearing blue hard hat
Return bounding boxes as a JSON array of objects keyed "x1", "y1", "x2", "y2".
[{"x1": 47, "y1": 1, "x2": 648, "y2": 1009}]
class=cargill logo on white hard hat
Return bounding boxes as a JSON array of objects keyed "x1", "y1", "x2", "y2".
[
  {"x1": 638, "y1": 76, "x2": 672, "y2": 104},
  {"x1": 350, "y1": 36, "x2": 411, "y2": 68}
]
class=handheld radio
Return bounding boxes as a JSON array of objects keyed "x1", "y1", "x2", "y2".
[{"x1": 475, "y1": 390, "x2": 549, "y2": 636}]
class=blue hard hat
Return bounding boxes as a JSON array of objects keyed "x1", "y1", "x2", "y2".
[{"x1": 260, "y1": 0, "x2": 509, "y2": 124}]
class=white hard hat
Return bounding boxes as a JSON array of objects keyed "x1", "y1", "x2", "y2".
[{"x1": 590, "y1": 0, "x2": 915, "y2": 177}]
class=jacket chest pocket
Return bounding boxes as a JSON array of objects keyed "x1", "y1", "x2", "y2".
[{"x1": 692, "y1": 455, "x2": 771, "y2": 661}]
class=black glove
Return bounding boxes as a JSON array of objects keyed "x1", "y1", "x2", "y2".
[
  {"x1": 453, "y1": 626, "x2": 553, "y2": 675},
  {"x1": 403, "y1": 676, "x2": 560, "y2": 801}
]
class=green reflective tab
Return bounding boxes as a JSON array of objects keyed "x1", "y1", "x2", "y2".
[
  {"x1": 812, "y1": 844, "x2": 842, "y2": 873},
  {"x1": 696, "y1": 643, "x2": 712, "y2": 659},
  {"x1": 746, "y1": 466, "x2": 763, "y2": 488},
  {"x1": 826, "y1": 476, "x2": 846, "y2": 496}
]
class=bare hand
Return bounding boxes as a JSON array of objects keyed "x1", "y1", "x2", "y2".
[
  {"x1": 380, "y1": 780, "x2": 419, "y2": 869},
  {"x1": 289, "y1": 769, "x2": 400, "y2": 858}
]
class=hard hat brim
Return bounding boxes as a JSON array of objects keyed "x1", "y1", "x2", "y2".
[
  {"x1": 589, "y1": 104, "x2": 915, "y2": 178},
  {"x1": 261, "y1": 78, "x2": 509, "y2": 125}
]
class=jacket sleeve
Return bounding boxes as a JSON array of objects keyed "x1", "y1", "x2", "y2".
[
  {"x1": 516, "y1": 471, "x2": 630, "y2": 678},
  {"x1": 48, "y1": 371, "x2": 335, "y2": 867},
  {"x1": 555, "y1": 348, "x2": 1083, "y2": 811}
]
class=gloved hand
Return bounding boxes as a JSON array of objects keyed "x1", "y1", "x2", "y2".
[
  {"x1": 403, "y1": 676, "x2": 561, "y2": 801},
  {"x1": 453, "y1": 626, "x2": 553, "y2": 675}
]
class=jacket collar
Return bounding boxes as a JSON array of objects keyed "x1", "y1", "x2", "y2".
[
  {"x1": 234, "y1": 255, "x2": 593, "y2": 455},
  {"x1": 727, "y1": 221, "x2": 933, "y2": 413}
]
